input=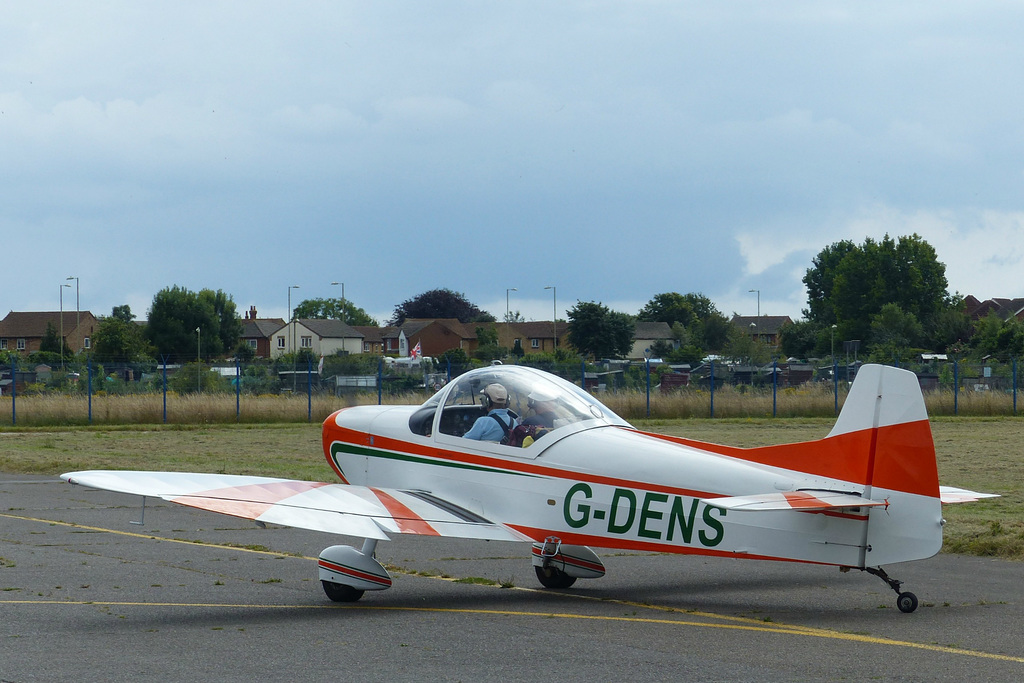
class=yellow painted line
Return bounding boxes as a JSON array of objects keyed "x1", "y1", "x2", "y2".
[
  {"x1": 0, "y1": 512, "x2": 318, "y2": 560},
  {"x1": 0, "y1": 598, "x2": 1021, "y2": 663},
  {"x1": 5, "y1": 511, "x2": 1023, "y2": 663}
]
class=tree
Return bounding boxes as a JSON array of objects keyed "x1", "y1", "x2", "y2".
[
  {"x1": 293, "y1": 297, "x2": 378, "y2": 326},
  {"x1": 637, "y1": 292, "x2": 695, "y2": 328},
  {"x1": 111, "y1": 305, "x2": 135, "y2": 323},
  {"x1": 692, "y1": 311, "x2": 732, "y2": 352},
  {"x1": 146, "y1": 286, "x2": 241, "y2": 361},
  {"x1": 92, "y1": 309, "x2": 152, "y2": 362},
  {"x1": 928, "y1": 299, "x2": 972, "y2": 352},
  {"x1": 972, "y1": 313, "x2": 1024, "y2": 361},
  {"x1": 802, "y1": 240, "x2": 857, "y2": 326},
  {"x1": 200, "y1": 289, "x2": 243, "y2": 356},
  {"x1": 723, "y1": 325, "x2": 771, "y2": 365},
  {"x1": 40, "y1": 322, "x2": 63, "y2": 355},
  {"x1": 778, "y1": 320, "x2": 820, "y2": 359},
  {"x1": 566, "y1": 301, "x2": 635, "y2": 359},
  {"x1": 802, "y1": 234, "x2": 951, "y2": 348},
  {"x1": 388, "y1": 289, "x2": 495, "y2": 326},
  {"x1": 869, "y1": 303, "x2": 924, "y2": 362}
]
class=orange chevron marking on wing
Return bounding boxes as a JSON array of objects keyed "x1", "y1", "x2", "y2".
[{"x1": 369, "y1": 488, "x2": 440, "y2": 535}]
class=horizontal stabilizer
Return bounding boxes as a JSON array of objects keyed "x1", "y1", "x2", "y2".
[
  {"x1": 939, "y1": 486, "x2": 1000, "y2": 504},
  {"x1": 701, "y1": 490, "x2": 886, "y2": 512}
]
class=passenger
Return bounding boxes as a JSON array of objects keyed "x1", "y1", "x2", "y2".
[
  {"x1": 463, "y1": 383, "x2": 519, "y2": 442},
  {"x1": 522, "y1": 389, "x2": 558, "y2": 429}
]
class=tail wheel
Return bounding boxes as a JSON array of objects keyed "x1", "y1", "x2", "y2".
[
  {"x1": 535, "y1": 565, "x2": 577, "y2": 589},
  {"x1": 321, "y1": 580, "x2": 365, "y2": 602},
  {"x1": 896, "y1": 591, "x2": 918, "y2": 613}
]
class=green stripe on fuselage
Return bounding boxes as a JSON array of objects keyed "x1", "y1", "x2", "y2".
[{"x1": 330, "y1": 442, "x2": 543, "y2": 479}]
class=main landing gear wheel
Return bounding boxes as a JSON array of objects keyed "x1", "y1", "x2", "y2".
[
  {"x1": 896, "y1": 591, "x2": 919, "y2": 614},
  {"x1": 321, "y1": 580, "x2": 365, "y2": 602},
  {"x1": 535, "y1": 565, "x2": 577, "y2": 589}
]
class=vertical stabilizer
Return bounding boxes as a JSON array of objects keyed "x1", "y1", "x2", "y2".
[{"x1": 832, "y1": 365, "x2": 943, "y2": 566}]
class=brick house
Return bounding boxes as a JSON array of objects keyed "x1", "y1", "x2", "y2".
[
  {"x1": 239, "y1": 306, "x2": 284, "y2": 358},
  {"x1": 0, "y1": 310, "x2": 99, "y2": 355}
]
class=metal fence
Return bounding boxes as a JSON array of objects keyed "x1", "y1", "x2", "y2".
[{"x1": 0, "y1": 354, "x2": 1019, "y2": 425}]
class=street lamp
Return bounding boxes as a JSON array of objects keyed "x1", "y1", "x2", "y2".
[
  {"x1": 331, "y1": 281, "x2": 345, "y2": 323},
  {"x1": 506, "y1": 287, "x2": 517, "y2": 350},
  {"x1": 748, "y1": 322, "x2": 757, "y2": 384},
  {"x1": 288, "y1": 285, "x2": 300, "y2": 391},
  {"x1": 748, "y1": 289, "x2": 760, "y2": 319},
  {"x1": 66, "y1": 276, "x2": 79, "y2": 346},
  {"x1": 544, "y1": 286, "x2": 557, "y2": 350},
  {"x1": 59, "y1": 283, "x2": 71, "y2": 370}
]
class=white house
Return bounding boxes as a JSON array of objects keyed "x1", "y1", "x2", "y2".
[{"x1": 271, "y1": 319, "x2": 364, "y2": 358}]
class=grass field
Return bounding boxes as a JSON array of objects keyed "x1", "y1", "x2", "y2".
[{"x1": 1, "y1": 417, "x2": 1020, "y2": 559}]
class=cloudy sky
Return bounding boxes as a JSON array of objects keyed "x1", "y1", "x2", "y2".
[{"x1": 3, "y1": 2, "x2": 1022, "y2": 327}]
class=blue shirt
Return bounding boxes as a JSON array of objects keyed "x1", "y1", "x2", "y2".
[{"x1": 464, "y1": 409, "x2": 518, "y2": 442}]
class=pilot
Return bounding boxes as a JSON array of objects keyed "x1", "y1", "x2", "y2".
[
  {"x1": 463, "y1": 383, "x2": 519, "y2": 442},
  {"x1": 522, "y1": 389, "x2": 558, "y2": 429}
]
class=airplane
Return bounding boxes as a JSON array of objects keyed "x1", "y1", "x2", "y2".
[{"x1": 62, "y1": 363, "x2": 997, "y2": 613}]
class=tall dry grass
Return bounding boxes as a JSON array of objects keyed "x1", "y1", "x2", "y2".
[{"x1": 0, "y1": 385, "x2": 1019, "y2": 426}]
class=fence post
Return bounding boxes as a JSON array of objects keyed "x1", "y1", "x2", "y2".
[
  {"x1": 581, "y1": 362, "x2": 586, "y2": 391},
  {"x1": 710, "y1": 360, "x2": 715, "y2": 419},
  {"x1": 772, "y1": 359, "x2": 777, "y2": 418},
  {"x1": 377, "y1": 358, "x2": 383, "y2": 405},
  {"x1": 1014, "y1": 357, "x2": 1018, "y2": 416},
  {"x1": 953, "y1": 359, "x2": 959, "y2": 416},
  {"x1": 10, "y1": 354, "x2": 16, "y2": 426},
  {"x1": 161, "y1": 355, "x2": 168, "y2": 424},
  {"x1": 87, "y1": 356, "x2": 93, "y2": 424},
  {"x1": 645, "y1": 359, "x2": 651, "y2": 418},
  {"x1": 307, "y1": 356, "x2": 313, "y2": 422},
  {"x1": 235, "y1": 358, "x2": 241, "y2": 422}
]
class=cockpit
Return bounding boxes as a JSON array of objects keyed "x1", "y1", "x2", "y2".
[{"x1": 408, "y1": 364, "x2": 631, "y2": 449}]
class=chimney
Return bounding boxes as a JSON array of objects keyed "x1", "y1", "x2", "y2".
[{"x1": 246, "y1": 305, "x2": 258, "y2": 321}]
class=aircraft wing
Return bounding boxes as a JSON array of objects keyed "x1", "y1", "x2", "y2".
[
  {"x1": 938, "y1": 486, "x2": 1001, "y2": 504},
  {"x1": 701, "y1": 490, "x2": 888, "y2": 512},
  {"x1": 61, "y1": 470, "x2": 531, "y2": 543}
]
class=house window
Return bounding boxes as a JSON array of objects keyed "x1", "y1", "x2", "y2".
[
  {"x1": 301, "y1": 336, "x2": 312, "y2": 348},
  {"x1": 531, "y1": 339, "x2": 540, "y2": 349},
  {"x1": 0, "y1": 339, "x2": 6, "y2": 350},
  {"x1": 84, "y1": 337, "x2": 91, "y2": 349},
  {"x1": 363, "y1": 342, "x2": 370, "y2": 352},
  {"x1": 17, "y1": 338, "x2": 26, "y2": 351},
  {"x1": 247, "y1": 339, "x2": 258, "y2": 349},
  {"x1": 277, "y1": 337, "x2": 285, "y2": 349}
]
